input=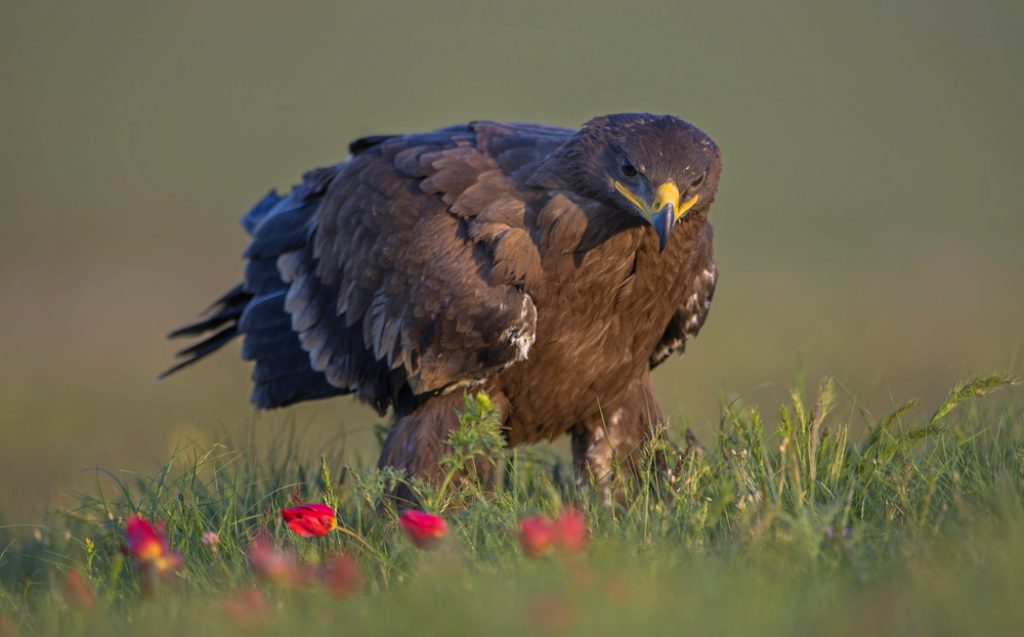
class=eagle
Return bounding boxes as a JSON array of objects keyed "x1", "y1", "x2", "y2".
[{"x1": 165, "y1": 113, "x2": 721, "y2": 488}]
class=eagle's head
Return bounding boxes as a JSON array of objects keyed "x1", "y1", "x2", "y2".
[{"x1": 560, "y1": 113, "x2": 722, "y2": 252}]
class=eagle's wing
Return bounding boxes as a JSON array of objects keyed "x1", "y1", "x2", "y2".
[
  {"x1": 650, "y1": 223, "x2": 717, "y2": 367},
  {"x1": 265, "y1": 121, "x2": 570, "y2": 411}
]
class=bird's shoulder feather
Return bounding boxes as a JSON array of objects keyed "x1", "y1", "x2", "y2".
[{"x1": 279, "y1": 122, "x2": 574, "y2": 405}]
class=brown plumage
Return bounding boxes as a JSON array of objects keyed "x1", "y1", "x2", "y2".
[{"x1": 166, "y1": 113, "x2": 721, "y2": 491}]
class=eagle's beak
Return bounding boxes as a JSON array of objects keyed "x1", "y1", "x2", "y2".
[
  {"x1": 613, "y1": 180, "x2": 701, "y2": 252},
  {"x1": 650, "y1": 182, "x2": 699, "y2": 252}
]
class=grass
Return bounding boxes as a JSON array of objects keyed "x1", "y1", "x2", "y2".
[{"x1": 1, "y1": 374, "x2": 1022, "y2": 636}]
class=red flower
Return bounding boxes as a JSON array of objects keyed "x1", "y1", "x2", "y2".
[
  {"x1": 517, "y1": 509, "x2": 588, "y2": 558},
  {"x1": 398, "y1": 510, "x2": 448, "y2": 548},
  {"x1": 518, "y1": 516, "x2": 558, "y2": 558},
  {"x1": 63, "y1": 570, "x2": 96, "y2": 611},
  {"x1": 553, "y1": 509, "x2": 588, "y2": 553},
  {"x1": 123, "y1": 515, "x2": 166, "y2": 563},
  {"x1": 122, "y1": 515, "x2": 182, "y2": 574},
  {"x1": 121, "y1": 515, "x2": 182, "y2": 597},
  {"x1": 322, "y1": 554, "x2": 364, "y2": 599},
  {"x1": 281, "y1": 503, "x2": 338, "y2": 538}
]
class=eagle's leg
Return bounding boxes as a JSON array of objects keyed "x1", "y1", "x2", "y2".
[
  {"x1": 570, "y1": 372, "x2": 669, "y2": 498},
  {"x1": 378, "y1": 389, "x2": 508, "y2": 507}
]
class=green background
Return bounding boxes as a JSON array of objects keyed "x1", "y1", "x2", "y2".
[{"x1": 1, "y1": 0, "x2": 1021, "y2": 520}]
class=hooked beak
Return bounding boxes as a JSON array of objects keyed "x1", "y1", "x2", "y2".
[{"x1": 615, "y1": 180, "x2": 700, "y2": 252}]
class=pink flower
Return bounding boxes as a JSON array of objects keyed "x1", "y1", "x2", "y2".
[
  {"x1": 322, "y1": 554, "x2": 364, "y2": 599},
  {"x1": 605, "y1": 577, "x2": 630, "y2": 606},
  {"x1": 201, "y1": 531, "x2": 220, "y2": 548},
  {"x1": 0, "y1": 612, "x2": 19, "y2": 637},
  {"x1": 222, "y1": 588, "x2": 273, "y2": 628},
  {"x1": 247, "y1": 535, "x2": 302, "y2": 586},
  {"x1": 518, "y1": 516, "x2": 558, "y2": 558},
  {"x1": 398, "y1": 510, "x2": 448, "y2": 549},
  {"x1": 63, "y1": 571, "x2": 96, "y2": 611},
  {"x1": 553, "y1": 509, "x2": 588, "y2": 553},
  {"x1": 281, "y1": 503, "x2": 338, "y2": 538},
  {"x1": 530, "y1": 596, "x2": 578, "y2": 633}
]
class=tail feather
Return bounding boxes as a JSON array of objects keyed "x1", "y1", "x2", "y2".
[
  {"x1": 162, "y1": 167, "x2": 350, "y2": 409},
  {"x1": 167, "y1": 305, "x2": 244, "y2": 339},
  {"x1": 161, "y1": 285, "x2": 251, "y2": 378},
  {"x1": 160, "y1": 326, "x2": 239, "y2": 378}
]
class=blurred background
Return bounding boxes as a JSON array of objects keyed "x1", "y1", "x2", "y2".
[{"x1": 1, "y1": 0, "x2": 1021, "y2": 521}]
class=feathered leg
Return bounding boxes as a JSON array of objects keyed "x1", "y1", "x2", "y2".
[
  {"x1": 378, "y1": 389, "x2": 508, "y2": 507},
  {"x1": 570, "y1": 372, "x2": 668, "y2": 498}
]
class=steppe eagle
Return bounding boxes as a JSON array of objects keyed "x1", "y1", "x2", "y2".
[{"x1": 165, "y1": 113, "x2": 721, "y2": 488}]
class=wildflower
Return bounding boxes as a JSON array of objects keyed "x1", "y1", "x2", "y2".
[
  {"x1": 605, "y1": 576, "x2": 630, "y2": 606},
  {"x1": 0, "y1": 612, "x2": 19, "y2": 637},
  {"x1": 553, "y1": 509, "x2": 588, "y2": 553},
  {"x1": 247, "y1": 535, "x2": 304, "y2": 586},
  {"x1": 62, "y1": 570, "x2": 96, "y2": 611},
  {"x1": 398, "y1": 510, "x2": 448, "y2": 549},
  {"x1": 322, "y1": 554, "x2": 364, "y2": 599},
  {"x1": 518, "y1": 516, "x2": 558, "y2": 558},
  {"x1": 529, "y1": 596, "x2": 577, "y2": 634},
  {"x1": 565, "y1": 559, "x2": 594, "y2": 588},
  {"x1": 151, "y1": 551, "x2": 184, "y2": 574},
  {"x1": 201, "y1": 531, "x2": 220, "y2": 548},
  {"x1": 518, "y1": 509, "x2": 588, "y2": 558},
  {"x1": 122, "y1": 515, "x2": 182, "y2": 575},
  {"x1": 123, "y1": 515, "x2": 166, "y2": 563},
  {"x1": 222, "y1": 588, "x2": 273, "y2": 629},
  {"x1": 281, "y1": 503, "x2": 338, "y2": 538}
]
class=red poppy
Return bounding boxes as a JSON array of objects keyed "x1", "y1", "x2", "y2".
[
  {"x1": 123, "y1": 515, "x2": 166, "y2": 563},
  {"x1": 122, "y1": 515, "x2": 183, "y2": 574},
  {"x1": 518, "y1": 516, "x2": 558, "y2": 558},
  {"x1": 398, "y1": 510, "x2": 448, "y2": 548},
  {"x1": 322, "y1": 554, "x2": 364, "y2": 599},
  {"x1": 280, "y1": 503, "x2": 338, "y2": 538},
  {"x1": 554, "y1": 509, "x2": 588, "y2": 553}
]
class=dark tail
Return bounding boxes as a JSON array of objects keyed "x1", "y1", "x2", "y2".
[
  {"x1": 160, "y1": 284, "x2": 251, "y2": 378},
  {"x1": 161, "y1": 170, "x2": 349, "y2": 409}
]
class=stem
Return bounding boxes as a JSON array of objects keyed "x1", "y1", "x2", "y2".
[{"x1": 434, "y1": 462, "x2": 463, "y2": 512}]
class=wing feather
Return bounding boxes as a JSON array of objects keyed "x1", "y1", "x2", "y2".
[
  {"x1": 274, "y1": 121, "x2": 566, "y2": 410},
  {"x1": 166, "y1": 121, "x2": 570, "y2": 413}
]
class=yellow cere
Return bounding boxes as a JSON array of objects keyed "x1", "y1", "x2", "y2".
[{"x1": 652, "y1": 182, "x2": 681, "y2": 215}]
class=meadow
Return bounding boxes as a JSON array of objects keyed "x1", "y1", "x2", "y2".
[
  {"x1": 1, "y1": 375, "x2": 1020, "y2": 636},
  {"x1": 2, "y1": 1, "x2": 1023, "y2": 635}
]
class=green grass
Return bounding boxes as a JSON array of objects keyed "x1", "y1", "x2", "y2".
[{"x1": 1, "y1": 374, "x2": 1022, "y2": 636}]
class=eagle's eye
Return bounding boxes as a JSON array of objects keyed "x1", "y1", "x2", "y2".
[
  {"x1": 619, "y1": 157, "x2": 638, "y2": 178},
  {"x1": 689, "y1": 172, "x2": 705, "y2": 189}
]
